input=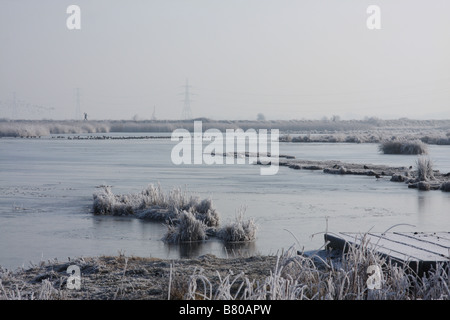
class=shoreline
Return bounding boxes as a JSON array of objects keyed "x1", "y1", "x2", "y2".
[
  {"x1": 0, "y1": 253, "x2": 279, "y2": 300},
  {"x1": 1, "y1": 246, "x2": 449, "y2": 300},
  {"x1": 1, "y1": 118, "x2": 450, "y2": 147}
]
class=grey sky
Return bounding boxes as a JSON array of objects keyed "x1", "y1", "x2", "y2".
[{"x1": 0, "y1": 0, "x2": 449, "y2": 120}]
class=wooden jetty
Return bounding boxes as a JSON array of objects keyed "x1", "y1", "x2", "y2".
[{"x1": 324, "y1": 231, "x2": 450, "y2": 276}]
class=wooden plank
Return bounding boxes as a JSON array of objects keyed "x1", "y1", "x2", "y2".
[
  {"x1": 324, "y1": 231, "x2": 450, "y2": 276},
  {"x1": 431, "y1": 232, "x2": 450, "y2": 242},
  {"x1": 365, "y1": 232, "x2": 450, "y2": 260},
  {"x1": 395, "y1": 232, "x2": 450, "y2": 248},
  {"x1": 347, "y1": 234, "x2": 442, "y2": 261},
  {"x1": 325, "y1": 232, "x2": 420, "y2": 263},
  {"x1": 340, "y1": 232, "x2": 437, "y2": 261}
]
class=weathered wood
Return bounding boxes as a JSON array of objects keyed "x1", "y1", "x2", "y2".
[
  {"x1": 324, "y1": 231, "x2": 450, "y2": 276},
  {"x1": 375, "y1": 232, "x2": 450, "y2": 258},
  {"x1": 397, "y1": 232, "x2": 450, "y2": 248}
]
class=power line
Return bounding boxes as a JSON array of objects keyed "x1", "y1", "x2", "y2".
[{"x1": 0, "y1": 92, "x2": 54, "y2": 119}]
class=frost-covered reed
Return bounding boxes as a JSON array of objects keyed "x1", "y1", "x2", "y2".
[
  {"x1": 93, "y1": 184, "x2": 219, "y2": 226},
  {"x1": 177, "y1": 239, "x2": 450, "y2": 300},
  {"x1": 416, "y1": 156, "x2": 435, "y2": 182},
  {"x1": 163, "y1": 211, "x2": 209, "y2": 243},
  {"x1": 0, "y1": 277, "x2": 64, "y2": 300},
  {"x1": 0, "y1": 120, "x2": 110, "y2": 137},
  {"x1": 3, "y1": 119, "x2": 450, "y2": 149},
  {"x1": 216, "y1": 209, "x2": 257, "y2": 242},
  {"x1": 92, "y1": 184, "x2": 257, "y2": 244}
]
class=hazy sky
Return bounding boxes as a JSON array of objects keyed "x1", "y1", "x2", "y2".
[{"x1": 0, "y1": 0, "x2": 449, "y2": 120}]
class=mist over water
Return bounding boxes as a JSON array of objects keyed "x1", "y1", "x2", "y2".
[{"x1": 0, "y1": 135, "x2": 449, "y2": 270}]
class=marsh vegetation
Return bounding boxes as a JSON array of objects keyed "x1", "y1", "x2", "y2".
[
  {"x1": 93, "y1": 184, "x2": 257, "y2": 244},
  {"x1": 2, "y1": 119, "x2": 450, "y2": 146},
  {"x1": 1, "y1": 237, "x2": 448, "y2": 300},
  {"x1": 379, "y1": 139, "x2": 428, "y2": 155}
]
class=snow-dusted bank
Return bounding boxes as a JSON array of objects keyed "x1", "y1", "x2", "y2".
[
  {"x1": 92, "y1": 184, "x2": 257, "y2": 244},
  {"x1": 2, "y1": 119, "x2": 450, "y2": 146},
  {"x1": 1, "y1": 241, "x2": 449, "y2": 300}
]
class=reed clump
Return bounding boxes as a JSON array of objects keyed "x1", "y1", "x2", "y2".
[
  {"x1": 92, "y1": 184, "x2": 257, "y2": 244},
  {"x1": 93, "y1": 184, "x2": 219, "y2": 226},
  {"x1": 379, "y1": 139, "x2": 428, "y2": 155},
  {"x1": 163, "y1": 211, "x2": 209, "y2": 243},
  {"x1": 216, "y1": 209, "x2": 258, "y2": 243},
  {"x1": 415, "y1": 156, "x2": 435, "y2": 182}
]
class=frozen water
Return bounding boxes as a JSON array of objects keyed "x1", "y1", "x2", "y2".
[{"x1": 0, "y1": 135, "x2": 449, "y2": 270}]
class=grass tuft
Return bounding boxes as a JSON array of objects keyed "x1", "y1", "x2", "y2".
[
  {"x1": 217, "y1": 209, "x2": 258, "y2": 243},
  {"x1": 416, "y1": 156, "x2": 435, "y2": 182},
  {"x1": 379, "y1": 139, "x2": 428, "y2": 155},
  {"x1": 92, "y1": 184, "x2": 219, "y2": 226},
  {"x1": 163, "y1": 211, "x2": 208, "y2": 244}
]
